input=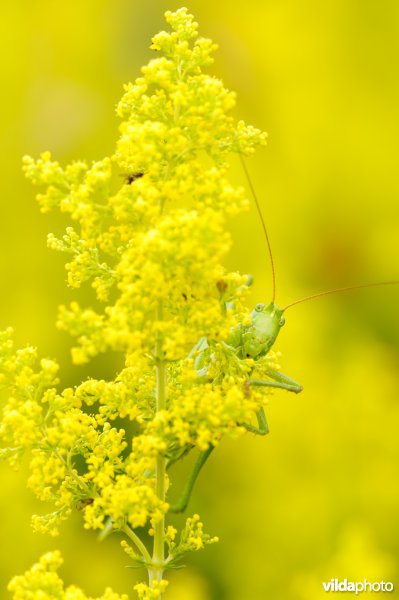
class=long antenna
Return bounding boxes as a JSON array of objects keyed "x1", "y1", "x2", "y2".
[
  {"x1": 283, "y1": 280, "x2": 399, "y2": 311},
  {"x1": 240, "y1": 154, "x2": 276, "y2": 303}
]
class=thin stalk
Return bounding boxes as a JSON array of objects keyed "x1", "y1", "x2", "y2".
[
  {"x1": 149, "y1": 302, "x2": 167, "y2": 591},
  {"x1": 123, "y1": 524, "x2": 152, "y2": 565}
]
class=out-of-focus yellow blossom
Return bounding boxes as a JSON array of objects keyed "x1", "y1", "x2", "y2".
[
  {"x1": 2, "y1": 7, "x2": 272, "y2": 598},
  {"x1": 134, "y1": 580, "x2": 168, "y2": 600},
  {"x1": 8, "y1": 552, "x2": 128, "y2": 600}
]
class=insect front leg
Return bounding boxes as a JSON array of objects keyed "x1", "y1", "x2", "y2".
[{"x1": 189, "y1": 336, "x2": 210, "y2": 379}]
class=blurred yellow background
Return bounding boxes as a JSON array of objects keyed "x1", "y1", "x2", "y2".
[{"x1": 0, "y1": 1, "x2": 398, "y2": 598}]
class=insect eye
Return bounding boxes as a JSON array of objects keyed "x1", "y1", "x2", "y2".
[
  {"x1": 255, "y1": 303, "x2": 265, "y2": 312},
  {"x1": 279, "y1": 316, "x2": 286, "y2": 327}
]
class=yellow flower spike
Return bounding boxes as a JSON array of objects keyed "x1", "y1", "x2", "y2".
[{"x1": 3, "y1": 7, "x2": 271, "y2": 599}]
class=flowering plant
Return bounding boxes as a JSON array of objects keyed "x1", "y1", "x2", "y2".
[{"x1": 1, "y1": 8, "x2": 270, "y2": 598}]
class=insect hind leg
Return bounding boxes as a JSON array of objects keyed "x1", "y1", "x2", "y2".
[
  {"x1": 250, "y1": 369, "x2": 303, "y2": 394},
  {"x1": 240, "y1": 407, "x2": 269, "y2": 436}
]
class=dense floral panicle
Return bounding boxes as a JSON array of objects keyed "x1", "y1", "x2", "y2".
[
  {"x1": 22, "y1": 3, "x2": 266, "y2": 365},
  {"x1": 0, "y1": 328, "x2": 60, "y2": 460},
  {"x1": 0, "y1": 331, "x2": 167, "y2": 537},
  {"x1": 48, "y1": 228, "x2": 117, "y2": 300},
  {"x1": 86, "y1": 474, "x2": 168, "y2": 531},
  {"x1": 8, "y1": 552, "x2": 128, "y2": 600},
  {"x1": 75, "y1": 366, "x2": 153, "y2": 422},
  {"x1": 5, "y1": 7, "x2": 273, "y2": 598}
]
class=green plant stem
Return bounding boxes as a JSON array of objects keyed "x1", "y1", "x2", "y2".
[
  {"x1": 123, "y1": 524, "x2": 152, "y2": 565},
  {"x1": 149, "y1": 303, "x2": 167, "y2": 591}
]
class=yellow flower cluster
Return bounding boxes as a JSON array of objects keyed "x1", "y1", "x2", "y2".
[
  {"x1": 0, "y1": 330, "x2": 167, "y2": 538},
  {"x1": 164, "y1": 514, "x2": 219, "y2": 570},
  {"x1": 22, "y1": 7, "x2": 266, "y2": 366},
  {"x1": 180, "y1": 514, "x2": 219, "y2": 551},
  {"x1": 8, "y1": 552, "x2": 128, "y2": 600},
  {"x1": 134, "y1": 580, "x2": 168, "y2": 600},
  {"x1": 3, "y1": 7, "x2": 273, "y2": 598}
]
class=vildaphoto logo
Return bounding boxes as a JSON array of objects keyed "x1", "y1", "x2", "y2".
[{"x1": 322, "y1": 579, "x2": 394, "y2": 594}]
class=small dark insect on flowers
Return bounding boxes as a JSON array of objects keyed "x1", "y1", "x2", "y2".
[
  {"x1": 76, "y1": 498, "x2": 94, "y2": 511},
  {"x1": 216, "y1": 279, "x2": 228, "y2": 294},
  {"x1": 121, "y1": 172, "x2": 144, "y2": 184}
]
